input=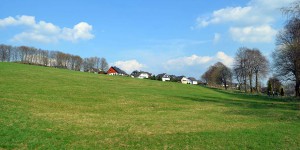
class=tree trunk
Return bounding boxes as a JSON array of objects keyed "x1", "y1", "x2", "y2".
[
  {"x1": 244, "y1": 75, "x2": 247, "y2": 93},
  {"x1": 255, "y1": 72, "x2": 259, "y2": 94},
  {"x1": 224, "y1": 80, "x2": 227, "y2": 90},
  {"x1": 249, "y1": 74, "x2": 253, "y2": 93},
  {"x1": 296, "y1": 80, "x2": 300, "y2": 97}
]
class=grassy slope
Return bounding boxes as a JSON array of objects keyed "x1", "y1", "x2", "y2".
[{"x1": 0, "y1": 62, "x2": 299, "y2": 149}]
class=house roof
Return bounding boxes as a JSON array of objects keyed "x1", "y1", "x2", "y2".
[
  {"x1": 169, "y1": 75, "x2": 177, "y2": 79},
  {"x1": 111, "y1": 66, "x2": 127, "y2": 75},
  {"x1": 188, "y1": 77, "x2": 197, "y2": 81},
  {"x1": 131, "y1": 70, "x2": 152, "y2": 78},
  {"x1": 157, "y1": 73, "x2": 170, "y2": 78},
  {"x1": 176, "y1": 76, "x2": 186, "y2": 80}
]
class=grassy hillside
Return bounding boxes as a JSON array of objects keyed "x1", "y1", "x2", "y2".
[{"x1": 0, "y1": 63, "x2": 299, "y2": 149}]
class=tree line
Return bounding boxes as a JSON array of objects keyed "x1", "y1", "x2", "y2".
[
  {"x1": 201, "y1": 1, "x2": 300, "y2": 97},
  {"x1": 0, "y1": 45, "x2": 109, "y2": 72}
]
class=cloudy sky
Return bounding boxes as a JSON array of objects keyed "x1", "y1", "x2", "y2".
[{"x1": 0, "y1": 0, "x2": 295, "y2": 78}]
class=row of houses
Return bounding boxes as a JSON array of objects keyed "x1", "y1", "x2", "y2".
[
  {"x1": 106, "y1": 66, "x2": 199, "y2": 85},
  {"x1": 156, "y1": 73, "x2": 198, "y2": 85}
]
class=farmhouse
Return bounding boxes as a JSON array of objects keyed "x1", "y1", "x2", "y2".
[
  {"x1": 188, "y1": 77, "x2": 198, "y2": 85},
  {"x1": 131, "y1": 70, "x2": 152, "y2": 79},
  {"x1": 107, "y1": 66, "x2": 127, "y2": 76},
  {"x1": 177, "y1": 76, "x2": 190, "y2": 84},
  {"x1": 156, "y1": 73, "x2": 171, "y2": 81}
]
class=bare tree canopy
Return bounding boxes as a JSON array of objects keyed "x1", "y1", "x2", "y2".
[
  {"x1": 267, "y1": 77, "x2": 282, "y2": 94},
  {"x1": 100, "y1": 57, "x2": 109, "y2": 72},
  {"x1": 201, "y1": 62, "x2": 232, "y2": 90},
  {"x1": 281, "y1": 1, "x2": 300, "y2": 18},
  {"x1": 274, "y1": 1, "x2": 300, "y2": 97},
  {"x1": 0, "y1": 44, "x2": 108, "y2": 74},
  {"x1": 233, "y1": 47, "x2": 269, "y2": 93}
]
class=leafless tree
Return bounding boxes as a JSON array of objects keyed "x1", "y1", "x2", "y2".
[
  {"x1": 201, "y1": 65, "x2": 218, "y2": 86},
  {"x1": 83, "y1": 57, "x2": 97, "y2": 72},
  {"x1": 281, "y1": 1, "x2": 300, "y2": 18},
  {"x1": 233, "y1": 47, "x2": 269, "y2": 93},
  {"x1": 0, "y1": 44, "x2": 12, "y2": 62},
  {"x1": 274, "y1": 3, "x2": 300, "y2": 97},
  {"x1": 233, "y1": 47, "x2": 249, "y2": 93},
  {"x1": 201, "y1": 62, "x2": 232, "y2": 89},
  {"x1": 251, "y1": 49, "x2": 269, "y2": 93},
  {"x1": 267, "y1": 77, "x2": 282, "y2": 94},
  {"x1": 73, "y1": 56, "x2": 83, "y2": 71},
  {"x1": 0, "y1": 44, "x2": 106, "y2": 74},
  {"x1": 100, "y1": 57, "x2": 109, "y2": 72},
  {"x1": 215, "y1": 62, "x2": 232, "y2": 90},
  {"x1": 41, "y1": 50, "x2": 49, "y2": 66}
]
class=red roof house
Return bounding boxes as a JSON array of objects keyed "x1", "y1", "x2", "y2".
[{"x1": 107, "y1": 66, "x2": 128, "y2": 76}]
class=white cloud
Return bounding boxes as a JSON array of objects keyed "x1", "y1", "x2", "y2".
[
  {"x1": 0, "y1": 15, "x2": 94, "y2": 43},
  {"x1": 196, "y1": 0, "x2": 293, "y2": 27},
  {"x1": 166, "y1": 55, "x2": 212, "y2": 69},
  {"x1": 60, "y1": 22, "x2": 94, "y2": 42},
  {"x1": 13, "y1": 32, "x2": 58, "y2": 43},
  {"x1": 197, "y1": 6, "x2": 254, "y2": 27},
  {"x1": 194, "y1": 0, "x2": 295, "y2": 43},
  {"x1": 229, "y1": 25, "x2": 277, "y2": 43},
  {"x1": 249, "y1": 0, "x2": 296, "y2": 11},
  {"x1": 0, "y1": 15, "x2": 36, "y2": 27},
  {"x1": 165, "y1": 51, "x2": 233, "y2": 70},
  {"x1": 114, "y1": 60, "x2": 145, "y2": 73},
  {"x1": 216, "y1": 51, "x2": 234, "y2": 66}
]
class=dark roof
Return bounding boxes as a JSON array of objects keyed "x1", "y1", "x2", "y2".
[
  {"x1": 169, "y1": 75, "x2": 177, "y2": 79},
  {"x1": 188, "y1": 77, "x2": 197, "y2": 81},
  {"x1": 156, "y1": 73, "x2": 165, "y2": 78},
  {"x1": 176, "y1": 76, "x2": 186, "y2": 80},
  {"x1": 112, "y1": 66, "x2": 127, "y2": 75},
  {"x1": 131, "y1": 70, "x2": 152, "y2": 78},
  {"x1": 156, "y1": 73, "x2": 170, "y2": 78}
]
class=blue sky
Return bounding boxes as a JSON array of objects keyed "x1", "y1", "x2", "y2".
[{"x1": 0, "y1": 0, "x2": 295, "y2": 78}]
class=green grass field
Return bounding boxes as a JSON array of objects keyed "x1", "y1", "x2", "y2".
[{"x1": 0, "y1": 63, "x2": 299, "y2": 149}]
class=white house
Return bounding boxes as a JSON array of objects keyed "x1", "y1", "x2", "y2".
[
  {"x1": 130, "y1": 70, "x2": 152, "y2": 79},
  {"x1": 177, "y1": 76, "x2": 189, "y2": 84},
  {"x1": 137, "y1": 72, "x2": 150, "y2": 79},
  {"x1": 157, "y1": 73, "x2": 170, "y2": 82},
  {"x1": 107, "y1": 66, "x2": 128, "y2": 76},
  {"x1": 188, "y1": 77, "x2": 198, "y2": 85}
]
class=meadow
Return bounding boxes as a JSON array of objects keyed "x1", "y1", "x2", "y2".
[{"x1": 0, "y1": 63, "x2": 299, "y2": 149}]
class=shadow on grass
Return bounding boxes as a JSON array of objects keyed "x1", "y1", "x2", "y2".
[
  {"x1": 177, "y1": 89, "x2": 300, "y2": 111},
  {"x1": 202, "y1": 86, "x2": 300, "y2": 102},
  {"x1": 177, "y1": 94, "x2": 300, "y2": 121},
  {"x1": 180, "y1": 95, "x2": 298, "y2": 110}
]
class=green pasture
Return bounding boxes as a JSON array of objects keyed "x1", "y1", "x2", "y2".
[{"x1": 0, "y1": 63, "x2": 299, "y2": 149}]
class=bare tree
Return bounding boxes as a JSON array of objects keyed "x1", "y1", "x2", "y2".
[
  {"x1": 11, "y1": 46, "x2": 20, "y2": 62},
  {"x1": 215, "y1": 62, "x2": 232, "y2": 90},
  {"x1": 18, "y1": 46, "x2": 31, "y2": 63},
  {"x1": 100, "y1": 57, "x2": 109, "y2": 72},
  {"x1": 233, "y1": 47, "x2": 269, "y2": 93},
  {"x1": 281, "y1": 1, "x2": 300, "y2": 18},
  {"x1": 73, "y1": 56, "x2": 83, "y2": 71},
  {"x1": 267, "y1": 77, "x2": 282, "y2": 95},
  {"x1": 252, "y1": 49, "x2": 269, "y2": 93},
  {"x1": 41, "y1": 50, "x2": 49, "y2": 66},
  {"x1": 274, "y1": 12, "x2": 300, "y2": 97},
  {"x1": 49, "y1": 51, "x2": 58, "y2": 67},
  {"x1": 201, "y1": 65, "x2": 218, "y2": 86},
  {"x1": 233, "y1": 47, "x2": 249, "y2": 93},
  {"x1": 201, "y1": 62, "x2": 232, "y2": 89},
  {"x1": 83, "y1": 57, "x2": 97, "y2": 72},
  {"x1": 0, "y1": 44, "x2": 12, "y2": 62}
]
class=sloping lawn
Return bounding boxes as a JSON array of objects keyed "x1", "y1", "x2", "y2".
[{"x1": 0, "y1": 63, "x2": 299, "y2": 149}]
